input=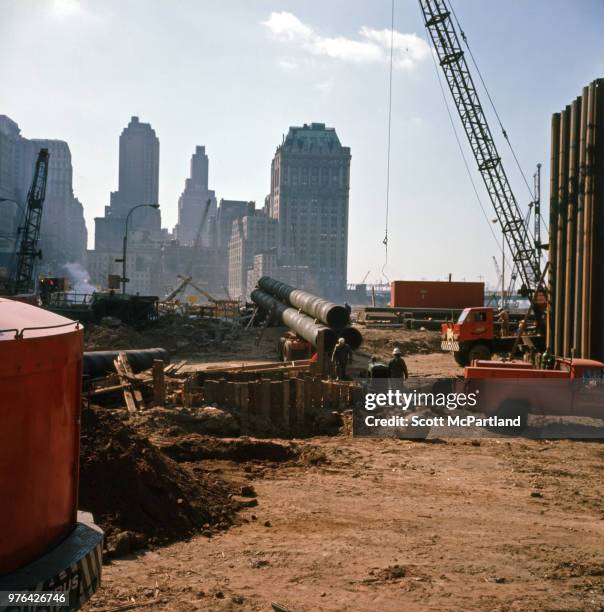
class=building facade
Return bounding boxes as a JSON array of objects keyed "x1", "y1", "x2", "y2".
[
  {"x1": 268, "y1": 123, "x2": 351, "y2": 300},
  {"x1": 0, "y1": 116, "x2": 88, "y2": 281},
  {"x1": 174, "y1": 146, "x2": 217, "y2": 247},
  {"x1": 228, "y1": 213, "x2": 278, "y2": 300},
  {"x1": 95, "y1": 116, "x2": 161, "y2": 250}
]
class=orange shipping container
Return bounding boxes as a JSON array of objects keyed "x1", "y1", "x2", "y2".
[{"x1": 390, "y1": 280, "x2": 484, "y2": 309}]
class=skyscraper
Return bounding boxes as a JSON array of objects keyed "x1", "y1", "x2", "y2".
[
  {"x1": 269, "y1": 123, "x2": 351, "y2": 299},
  {"x1": 174, "y1": 146, "x2": 216, "y2": 247},
  {"x1": 95, "y1": 116, "x2": 160, "y2": 249},
  {"x1": 0, "y1": 115, "x2": 88, "y2": 276}
]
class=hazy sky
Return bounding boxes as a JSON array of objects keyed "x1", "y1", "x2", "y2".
[{"x1": 2, "y1": 0, "x2": 603, "y2": 286}]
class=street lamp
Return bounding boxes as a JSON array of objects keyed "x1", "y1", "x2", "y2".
[{"x1": 116, "y1": 203, "x2": 160, "y2": 294}]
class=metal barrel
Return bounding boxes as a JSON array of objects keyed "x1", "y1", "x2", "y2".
[
  {"x1": 258, "y1": 276, "x2": 350, "y2": 328},
  {"x1": 83, "y1": 348, "x2": 169, "y2": 378},
  {"x1": 251, "y1": 289, "x2": 337, "y2": 351}
]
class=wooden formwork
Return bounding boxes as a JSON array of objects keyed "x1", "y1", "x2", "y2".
[{"x1": 201, "y1": 372, "x2": 360, "y2": 433}]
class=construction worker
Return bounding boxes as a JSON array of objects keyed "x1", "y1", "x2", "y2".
[
  {"x1": 542, "y1": 347, "x2": 555, "y2": 370},
  {"x1": 332, "y1": 337, "x2": 352, "y2": 380},
  {"x1": 388, "y1": 348, "x2": 409, "y2": 381},
  {"x1": 496, "y1": 308, "x2": 510, "y2": 336}
]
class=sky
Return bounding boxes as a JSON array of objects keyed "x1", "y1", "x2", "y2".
[{"x1": 1, "y1": 0, "x2": 603, "y2": 287}]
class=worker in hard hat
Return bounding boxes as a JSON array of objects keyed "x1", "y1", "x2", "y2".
[
  {"x1": 388, "y1": 347, "x2": 409, "y2": 381},
  {"x1": 495, "y1": 308, "x2": 510, "y2": 337},
  {"x1": 331, "y1": 337, "x2": 352, "y2": 380}
]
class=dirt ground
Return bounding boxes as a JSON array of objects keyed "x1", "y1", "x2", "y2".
[
  {"x1": 83, "y1": 434, "x2": 603, "y2": 612},
  {"x1": 81, "y1": 325, "x2": 603, "y2": 611}
]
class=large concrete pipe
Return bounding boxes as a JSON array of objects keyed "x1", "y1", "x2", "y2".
[
  {"x1": 251, "y1": 289, "x2": 337, "y2": 351},
  {"x1": 593, "y1": 79, "x2": 604, "y2": 360},
  {"x1": 83, "y1": 348, "x2": 170, "y2": 378},
  {"x1": 258, "y1": 276, "x2": 350, "y2": 329},
  {"x1": 547, "y1": 112, "x2": 560, "y2": 352},
  {"x1": 563, "y1": 97, "x2": 581, "y2": 355},
  {"x1": 573, "y1": 87, "x2": 589, "y2": 357},
  {"x1": 555, "y1": 105, "x2": 570, "y2": 356},
  {"x1": 548, "y1": 113, "x2": 560, "y2": 351},
  {"x1": 581, "y1": 83, "x2": 596, "y2": 356}
]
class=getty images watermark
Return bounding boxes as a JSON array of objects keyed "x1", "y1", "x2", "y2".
[{"x1": 352, "y1": 378, "x2": 604, "y2": 439}]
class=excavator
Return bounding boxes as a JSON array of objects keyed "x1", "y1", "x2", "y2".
[{"x1": 418, "y1": 0, "x2": 548, "y2": 364}]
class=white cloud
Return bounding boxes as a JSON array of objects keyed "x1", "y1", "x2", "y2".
[
  {"x1": 262, "y1": 11, "x2": 430, "y2": 70},
  {"x1": 52, "y1": 0, "x2": 83, "y2": 17},
  {"x1": 278, "y1": 57, "x2": 298, "y2": 71}
]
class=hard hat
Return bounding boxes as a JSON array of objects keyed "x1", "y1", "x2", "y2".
[
  {"x1": 338, "y1": 337, "x2": 345, "y2": 345},
  {"x1": 393, "y1": 348, "x2": 401, "y2": 355}
]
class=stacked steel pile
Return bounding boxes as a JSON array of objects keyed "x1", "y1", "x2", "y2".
[
  {"x1": 251, "y1": 277, "x2": 362, "y2": 351},
  {"x1": 548, "y1": 79, "x2": 604, "y2": 359}
]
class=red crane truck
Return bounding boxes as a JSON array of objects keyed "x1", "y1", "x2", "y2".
[
  {"x1": 441, "y1": 307, "x2": 545, "y2": 366},
  {"x1": 456, "y1": 357, "x2": 604, "y2": 432}
]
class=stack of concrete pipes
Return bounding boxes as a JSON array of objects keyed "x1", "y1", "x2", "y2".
[
  {"x1": 548, "y1": 78, "x2": 604, "y2": 360},
  {"x1": 250, "y1": 277, "x2": 362, "y2": 353}
]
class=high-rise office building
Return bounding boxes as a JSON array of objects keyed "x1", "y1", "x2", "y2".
[
  {"x1": 268, "y1": 123, "x2": 351, "y2": 299},
  {"x1": 174, "y1": 146, "x2": 216, "y2": 247},
  {"x1": 0, "y1": 115, "x2": 88, "y2": 277},
  {"x1": 95, "y1": 116, "x2": 161, "y2": 249}
]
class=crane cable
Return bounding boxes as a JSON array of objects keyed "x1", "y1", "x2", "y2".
[
  {"x1": 446, "y1": 0, "x2": 548, "y2": 235},
  {"x1": 381, "y1": 0, "x2": 395, "y2": 282}
]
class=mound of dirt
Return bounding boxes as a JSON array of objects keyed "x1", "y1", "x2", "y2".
[
  {"x1": 360, "y1": 327, "x2": 441, "y2": 359},
  {"x1": 83, "y1": 314, "x2": 235, "y2": 354},
  {"x1": 79, "y1": 406, "x2": 236, "y2": 553}
]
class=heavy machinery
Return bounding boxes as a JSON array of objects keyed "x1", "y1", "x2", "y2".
[
  {"x1": 419, "y1": 0, "x2": 547, "y2": 362},
  {"x1": 0, "y1": 148, "x2": 49, "y2": 296}
]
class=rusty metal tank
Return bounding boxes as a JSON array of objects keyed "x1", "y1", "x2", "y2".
[{"x1": 0, "y1": 298, "x2": 83, "y2": 574}]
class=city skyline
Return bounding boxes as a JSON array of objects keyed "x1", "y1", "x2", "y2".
[{"x1": 2, "y1": 0, "x2": 603, "y2": 285}]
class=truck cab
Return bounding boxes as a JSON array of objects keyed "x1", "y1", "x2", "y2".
[{"x1": 441, "y1": 307, "x2": 495, "y2": 365}]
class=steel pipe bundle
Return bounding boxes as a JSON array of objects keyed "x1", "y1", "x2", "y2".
[
  {"x1": 258, "y1": 276, "x2": 350, "y2": 329},
  {"x1": 548, "y1": 79, "x2": 604, "y2": 360},
  {"x1": 251, "y1": 289, "x2": 337, "y2": 352}
]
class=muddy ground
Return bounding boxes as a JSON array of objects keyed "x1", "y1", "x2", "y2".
[{"x1": 81, "y1": 325, "x2": 604, "y2": 611}]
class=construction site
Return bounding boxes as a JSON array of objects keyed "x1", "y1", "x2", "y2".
[{"x1": 1, "y1": 1, "x2": 604, "y2": 611}]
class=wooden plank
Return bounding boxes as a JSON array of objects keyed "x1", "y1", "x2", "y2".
[
  {"x1": 195, "y1": 359, "x2": 311, "y2": 374},
  {"x1": 260, "y1": 380, "x2": 271, "y2": 421},
  {"x1": 295, "y1": 378, "x2": 305, "y2": 431},
  {"x1": 89, "y1": 382, "x2": 130, "y2": 397},
  {"x1": 152, "y1": 359, "x2": 166, "y2": 406},
  {"x1": 114, "y1": 353, "x2": 137, "y2": 412},
  {"x1": 282, "y1": 379, "x2": 291, "y2": 428}
]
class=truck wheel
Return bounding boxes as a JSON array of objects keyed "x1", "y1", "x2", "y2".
[
  {"x1": 468, "y1": 343, "x2": 491, "y2": 364},
  {"x1": 491, "y1": 399, "x2": 529, "y2": 435},
  {"x1": 453, "y1": 351, "x2": 469, "y2": 367}
]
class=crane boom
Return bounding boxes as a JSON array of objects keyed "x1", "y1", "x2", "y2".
[
  {"x1": 419, "y1": 0, "x2": 541, "y2": 301},
  {"x1": 13, "y1": 148, "x2": 49, "y2": 294}
]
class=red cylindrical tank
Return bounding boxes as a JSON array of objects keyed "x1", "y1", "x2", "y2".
[
  {"x1": 0, "y1": 298, "x2": 82, "y2": 574},
  {"x1": 390, "y1": 280, "x2": 484, "y2": 309}
]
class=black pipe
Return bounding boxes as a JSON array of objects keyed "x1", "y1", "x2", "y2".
[
  {"x1": 340, "y1": 326, "x2": 363, "y2": 350},
  {"x1": 251, "y1": 289, "x2": 337, "y2": 351},
  {"x1": 83, "y1": 348, "x2": 169, "y2": 378},
  {"x1": 258, "y1": 276, "x2": 350, "y2": 328}
]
